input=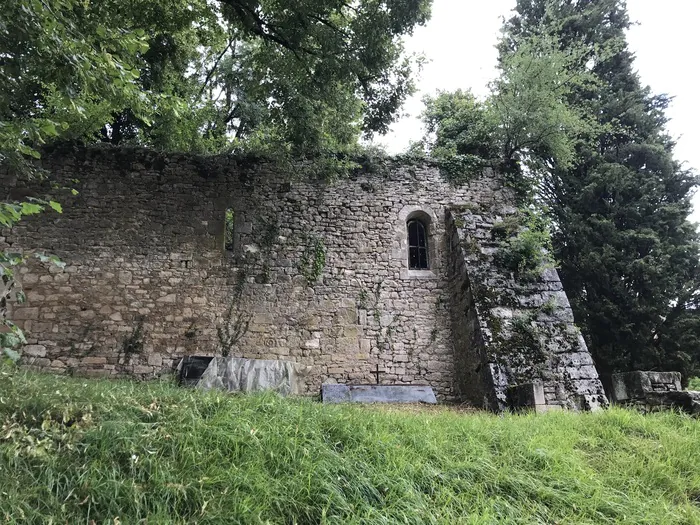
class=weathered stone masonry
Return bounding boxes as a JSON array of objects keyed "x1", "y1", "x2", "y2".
[
  {"x1": 447, "y1": 208, "x2": 607, "y2": 410},
  {"x1": 1, "y1": 145, "x2": 608, "y2": 407}
]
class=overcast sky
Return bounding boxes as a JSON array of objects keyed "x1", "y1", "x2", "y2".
[{"x1": 378, "y1": 0, "x2": 700, "y2": 222}]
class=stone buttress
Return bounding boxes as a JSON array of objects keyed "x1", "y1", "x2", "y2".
[{"x1": 447, "y1": 205, "x2": 608, "y2": 411}]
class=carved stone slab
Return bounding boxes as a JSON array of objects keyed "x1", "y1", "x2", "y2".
[{"x1": 322, "y1": 384, "x2": 437, "y2": 404}]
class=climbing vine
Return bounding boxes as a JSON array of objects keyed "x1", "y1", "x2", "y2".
[
  {"x1": 216, "y1": 268, "x2": 251, "y2": 357},
  {"x1": 121, "y1": 316, "x2": 146, "y2": 362},
  {"x1": 298, "y1": 236, "x2": 326, "y2": 286}
]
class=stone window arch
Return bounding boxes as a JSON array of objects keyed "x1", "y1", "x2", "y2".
[{"x1": 396, "y1": 205, "x2": 438, "y2": 279}]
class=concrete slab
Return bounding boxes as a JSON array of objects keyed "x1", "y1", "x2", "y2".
[{"x1": 322, "y1": 384, "x2": 437, "y2": 404}]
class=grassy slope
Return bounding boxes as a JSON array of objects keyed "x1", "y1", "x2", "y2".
[{"x1": 1, "y1": 370, "x2": 699, "y2": 524}]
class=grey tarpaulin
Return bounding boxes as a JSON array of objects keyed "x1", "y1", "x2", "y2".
[{"x1": 197, "y1": 357, "x2": 309, "y2": 396}]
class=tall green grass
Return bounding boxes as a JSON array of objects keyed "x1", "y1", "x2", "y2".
[{"x1": 1, "y1": 369, "x2": 699, "y2": 524}]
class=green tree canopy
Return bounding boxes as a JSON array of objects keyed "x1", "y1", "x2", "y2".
[{"x1": 1, "y1": 0, "x2": 432, "y2": 168}]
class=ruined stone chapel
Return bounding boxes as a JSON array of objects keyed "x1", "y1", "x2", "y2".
[{"x1": 2, "y1": 145, "x2": 608, "y2": 411}]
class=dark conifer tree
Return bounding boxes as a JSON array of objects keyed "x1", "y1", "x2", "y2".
[{"x1": 502, "y1": 0, "x2": 700, "y2": 380}]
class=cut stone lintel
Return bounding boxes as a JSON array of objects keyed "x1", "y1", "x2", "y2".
[{"x1": 322, "y1": 384, "x2": 437, "y2": 404}]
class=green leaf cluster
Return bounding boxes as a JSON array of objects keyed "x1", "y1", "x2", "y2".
[
  {"x1": 2, "y1": 0, "x2": 432, "y2": 167},
  {"x1": 493, "y1": 209, "x2": 556, "y2": 282},
  {"x1": 0, "y1": 0, "x2": 157, "y2": 176},
  {"x1": 298, "y1": 236, "x2": 327, "y2": 286},
  {"x1": 420, "y1": 90, "x2": 499, "y2": 180}
]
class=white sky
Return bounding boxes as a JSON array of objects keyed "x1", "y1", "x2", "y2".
[{"x1": 378, "y1": 0, "x2": 700, "y2": 222}]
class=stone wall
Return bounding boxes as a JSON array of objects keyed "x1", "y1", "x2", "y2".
[
  {"x1": 2, "y1": 145, "x2": 511, "y2": 400},
  {"x1": 2, "y1": 145, "x2": 611, "y2": 408},
  {"x1": 446, "y1": 206, "x2": 608, "y2": 410}
]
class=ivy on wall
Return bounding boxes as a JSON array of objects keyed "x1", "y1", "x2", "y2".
[{"x1": 298, "y1": 236, "x2": 326, "y2": 286}]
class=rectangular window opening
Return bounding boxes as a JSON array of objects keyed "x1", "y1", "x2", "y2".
[{"x1": 224, "y1": 208, "x2": 235, "y2": 252}]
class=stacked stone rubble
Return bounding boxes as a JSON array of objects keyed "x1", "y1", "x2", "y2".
[{"x1": 611, "y1": 371, "x2": 700, "y2": 415}]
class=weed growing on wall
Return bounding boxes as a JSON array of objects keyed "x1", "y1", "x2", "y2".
[
  {"x1": 358, "y1": 289, "x2": 369, "y2": 310},
  {"x1": 121, "y1": 317, "x2": 146, "y2": 359}
]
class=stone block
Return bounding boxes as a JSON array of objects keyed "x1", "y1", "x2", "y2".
[
  {"x1": 322, "y1": 384, "x2": 437, "y2": 404},
  {"x1": 22, "y1": 273, "x2": 39, "y2": 284},
  {"x1": 83, "y1": 356, "x2": 107, "y2": 365},
  {"x1": 507, "y1": 382, "x2": 545, "y2": 409},
  {"x1": 23, "y1": 345, "x2": 47, "y2": 357},
  {"x1": 358, "y1": 310, "x2": 368, "y2": 326},
  {"x1": 82, "y1": 369, "x2": 112, "y2": 378},
  {"x1": 13, "y1": 307, "x2": 39, "y2": 320},
  {"x1": 611, "y1": 371, "x2": 688, "y2": 413},
  {"x1": 610, "y1": 371, "x2": 679, "y2": 402},
  {"x1": 340, "y1": 326, "x2": 360, "y2": 338},
  {"x1": 646, "y1": 371, "x2": 682, "y2": 391},
  {"x1": 118, "y1": 271, "x2": 133, "y2": 284},
  {"x1": 336, "y1": 307, "x2": 357, "y2": 325}
]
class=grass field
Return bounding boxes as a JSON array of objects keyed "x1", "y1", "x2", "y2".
[{"x1": 1, "y1": 368, "x2": 699, "y2": 524}]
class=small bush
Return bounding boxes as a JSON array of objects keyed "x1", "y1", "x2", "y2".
[{"x1": 494, "y1": 209, "x2": 556, "y2": 281}]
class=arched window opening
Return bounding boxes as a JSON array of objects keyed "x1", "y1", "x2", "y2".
[{"x1": 408, "y1": 219, "x2": 429, "y2": 270}]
